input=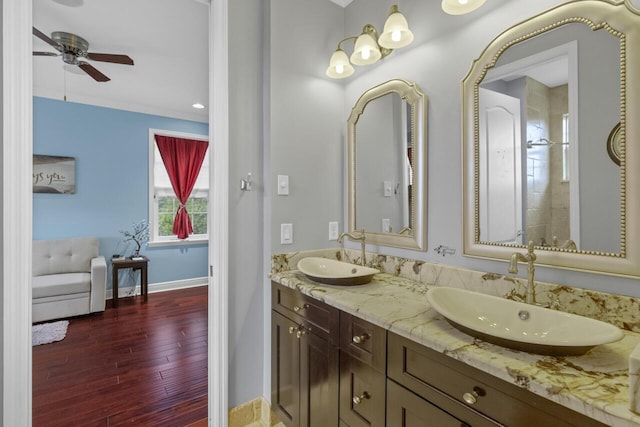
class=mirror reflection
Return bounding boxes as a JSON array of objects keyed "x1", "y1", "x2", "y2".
[
  {"x1": 477, "y1": 21, "x2": 622, "y2": 254},
  {"x1": 355, "y1": 92, "x2": 413, "y2": 234},
  {"x1": 348, "y1": 79, "x2": 427, "y2": 251}
]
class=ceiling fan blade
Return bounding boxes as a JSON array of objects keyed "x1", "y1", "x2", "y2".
[
  {"x1": 86, "y1": 53, "x2": 134, "y2": 66},
  {"x1": 78, "y1": 62, "x2": 110, "y2": 82},
  {"x1": 32, "y1": 27, "x2": 62, "y2": 51},
  {"x1": 33, "y1": 51, "x2": 60, "y2": 57}
]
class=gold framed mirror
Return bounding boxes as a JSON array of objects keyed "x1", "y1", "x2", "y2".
[
  {"x1": 462, "y1": 0, "x2": 640, "y2": 277},
  {"x1": 348, "y1": 79, "x2": 428, "y2": 250}
]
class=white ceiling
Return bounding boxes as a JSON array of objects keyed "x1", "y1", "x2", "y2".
[
  {"x1": 329, "y1": 0, "x2": 354, "y2": 7},
  {"x1": 33, "y1": 0, "x2": 210, "y2": 122}
]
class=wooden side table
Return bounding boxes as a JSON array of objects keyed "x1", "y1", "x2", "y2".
[{"x1": 112, "y1": 256, "x2": 149, "y2": 307}]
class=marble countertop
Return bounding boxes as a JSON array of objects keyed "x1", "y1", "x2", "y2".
[{"x1": 270, "y1": 269, "x2": 640, "y2": 427}]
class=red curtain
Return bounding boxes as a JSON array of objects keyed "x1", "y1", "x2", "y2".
[{"x1": 154, "y1": 135, "x2": 209, "y2": 239}]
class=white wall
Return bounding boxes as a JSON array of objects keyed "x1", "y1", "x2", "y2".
[
  {"x1": 269, "y1": 0, "x2": 346, "y2": 252},
  {"x1": 228, "y1": 0, "x2": 266, "y2": 408}
]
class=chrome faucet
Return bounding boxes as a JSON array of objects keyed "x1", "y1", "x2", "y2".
[
  {"x1": 508, "y1": 241, "x2": 537, "y2": 305},
  {"x1": 338, "y1": 229, "x2": 366, "y2": 266}
]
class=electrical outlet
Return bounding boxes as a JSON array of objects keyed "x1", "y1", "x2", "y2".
[{"x1": 329, "y1": 221, "x2": 339, "y2": 240}]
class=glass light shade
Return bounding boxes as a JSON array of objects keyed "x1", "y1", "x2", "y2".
[
  {"x1": 379, "y1": 10, "x2": 414, "y2": 49},
  {"x1": 441, "y1": 0, "x2": 486, "y2": 15},
  {"x1": 350, "y1": 33, "x2": 382, "y2": 66},
  {"x1": 326, "y1": 49, "x2": 355, "y2": 79}
]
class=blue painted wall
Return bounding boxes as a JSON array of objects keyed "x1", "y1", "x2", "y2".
[{"x1": 33, "y1": 97, "x2": 209, "y2": 287}]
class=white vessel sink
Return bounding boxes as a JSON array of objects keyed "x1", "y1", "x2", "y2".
[
  {"x1": 426, "y1": 287, "x2": 624, "y2": 356},
  {"x1": 297, "y1": 257, "x2": 378, "y2": 286}
]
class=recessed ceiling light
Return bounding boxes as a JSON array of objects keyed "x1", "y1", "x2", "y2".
[{"x1": 192, "y1": 103, "x2": 206, "y2": 109}]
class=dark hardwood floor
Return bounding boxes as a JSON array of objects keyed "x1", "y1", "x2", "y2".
[{"x1": 32, "y1": 286, "x2": 208, "y2": 427}]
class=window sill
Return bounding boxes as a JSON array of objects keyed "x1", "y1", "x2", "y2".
[{"x1": 148, "y1": 237, "x2": 209, "y2": 248}]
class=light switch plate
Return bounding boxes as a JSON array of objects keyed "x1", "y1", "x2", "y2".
[
  {"x1": 277, "y1": 175, "x2": 289, "y2": 195},
  {"x1": 329, "y1": 221, "x2": 339, "y2": 240},
  {"x1": 281, "y1": 223, "x2": 293, "y2": 244},
  {"x1": 382, "y1": 218, "x2": 391, "y2": 233},
  {"x1": 384, "y1": 180, "x2": 393, "y2": 197}
]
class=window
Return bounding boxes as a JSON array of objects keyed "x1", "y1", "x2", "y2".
[{"x1": 149, "y1": 129, "x2": 209, "y2": 245}]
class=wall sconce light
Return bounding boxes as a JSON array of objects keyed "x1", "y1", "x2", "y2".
[
  {"x1": 326, "y1": 4, "x2": 414, "y2": 79},
  {"x1": 441, "y1": 0, "x2": 486, "y2": 15}
]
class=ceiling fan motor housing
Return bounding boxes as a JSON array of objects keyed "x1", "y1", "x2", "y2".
[{"x1": 52, "y1": 31, "x2": 89, "y2": 64}]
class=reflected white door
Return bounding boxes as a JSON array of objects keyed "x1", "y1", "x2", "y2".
[{"x1": 478, "y1": 88, "x2": 523, "y2": 244}]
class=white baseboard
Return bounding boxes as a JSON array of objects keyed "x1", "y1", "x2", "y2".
[{"x1": 107, "y1": 276, "x2": 208, "y2": 300}]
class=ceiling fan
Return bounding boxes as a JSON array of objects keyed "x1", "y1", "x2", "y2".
[{"x1": 32, "y1": 27, "x2": 134, "y2": 82}]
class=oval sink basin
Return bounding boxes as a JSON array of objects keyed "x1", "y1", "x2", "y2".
[
  {"x1": 426, "y1": 287, "x2": 624, "y2": 356},
  {"x1": 297, "y1": 257, "x2": 378, "y2": 286}
]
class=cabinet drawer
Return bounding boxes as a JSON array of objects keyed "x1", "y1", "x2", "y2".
[
  {"x1": 388, "y1": 333, "x2": 606, "y2": 427},
  {"x1": 272, "y1": 282, "x2": 339, "y2": 343},
  {"x1": 340, "y1": 352, "x2": 386, "y2": 427},
  {"x1": 387, "y1": 379, "x2": 498, "y2": 427},
  {"x1": 340, "y1": 311, "x2": 386, "y2": 372}
]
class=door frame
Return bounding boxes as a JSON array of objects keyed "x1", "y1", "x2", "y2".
[{"x1": 2, "y1": 1, "x2": 229, "y2": 425}]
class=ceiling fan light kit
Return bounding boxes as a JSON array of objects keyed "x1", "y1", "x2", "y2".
[{"x1": 32, "y1": 26, "x2": 134, "y2": 82}]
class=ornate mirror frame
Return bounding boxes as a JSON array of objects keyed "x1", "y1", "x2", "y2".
[
  {"x1": 348, "y1": 79, "x2": 428, "y2": 250},
  {"x1": 462, "y1": 0, "x2": 640, "y2": 277}
]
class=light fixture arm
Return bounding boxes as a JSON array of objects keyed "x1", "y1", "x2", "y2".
[
  {"x1": 335, "y1": 36, "x2": 358, "y2": 51},
  {"x1": 360, "y1": 24, "x2": 393, "y2": 59}
]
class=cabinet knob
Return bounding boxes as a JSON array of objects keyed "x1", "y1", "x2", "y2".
[
  {"x1": 288, "y1": 326, "x2": 296, "y2": 334},
  {"x1": 296, "y1": 327, "x2": 307, "y2": 339},
  {"x1": 352, "y1": 333, "x2": 369, "y2": 344},
  {"x1": 462, "y1": 386, "x2": 485, "y2": 406},
  {"x1": 293, "y1": 304, "x2": 309, "y2": 312},
  {"x1": 462, "y1": 391, "x2": 478, "y2": 405},
  {"x1": 352, "y1": 391, "x2": 370, "y2": 405}
]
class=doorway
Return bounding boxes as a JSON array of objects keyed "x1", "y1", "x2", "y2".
[{"x1": 2, "y1": 0, "x2": 229, "y2": 425}]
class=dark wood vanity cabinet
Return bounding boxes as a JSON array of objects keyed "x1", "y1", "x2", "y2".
[
  {"x1": 339, "y1": 312, "x2": 386, "y2": 427},
  {"x1": 272, "y1": 283, "x2": 607, "y2": 427},
  {"x1": 387, "y1": 333, "x2": 607, "y2": 427},
  {"x1": 271, "y1": 283, "x2": 340, "y2": 427},
  {"x1": 387, "y1": 379, "x2": 485, "y2": 427}
]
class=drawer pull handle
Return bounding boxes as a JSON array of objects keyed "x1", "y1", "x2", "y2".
[
  {"x1": 352, "y1": 334, "x2": 370, "y2": 344},
  {"x1": 293, "y1": 304, "x2": 309, "y2": 312},
  {"x1": 352, "y1": 391, "x2": 370, "y2": 405},
  {"x1": 462, "y1": 386, "x2": 485, "y2": 406}
]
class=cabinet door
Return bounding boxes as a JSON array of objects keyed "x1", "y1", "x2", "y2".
[
  {"x1": 339, "y1": 352, "x2": 386, "y2": 427},
  {"x1": 272, "y1": 311, "x2": 300, "y2": 427},
  {"x1": 387, "y1": 380, "x2": 473, "y2": 427},
  {"x1": 300, "y1": 327, "x2": 339, "y2": 427}
]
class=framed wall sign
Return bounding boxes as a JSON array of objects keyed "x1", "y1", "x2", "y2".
[{"x1": 33, "y1": 155, "x2": 76, "y2": 194}]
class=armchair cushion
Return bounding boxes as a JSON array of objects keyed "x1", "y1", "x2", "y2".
[
  {"x1": 33, "y1": 237, "x2": 99, "y2": 276},
  {"x1": 32, "y1": 273, "x2": 91, "y2": 299}
]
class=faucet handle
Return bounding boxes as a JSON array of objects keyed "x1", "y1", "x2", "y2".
[{"x1": 526, "y1": 241, "x2": 536, "y2": 260}]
